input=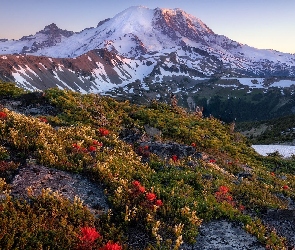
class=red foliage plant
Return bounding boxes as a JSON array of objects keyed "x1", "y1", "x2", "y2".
[
  {"x1": 92, "y1": 140, "x2": 103, "y2": 146},
  {"x1": 239, "y1": 205, "x2": 245, "y2": 211},
  {"x1": 88, "y1": 146, "x2": 96, "y2": 152},
  {"x1": 146, "y1": 192, "x2": 156, "y2": 201},
  {"x1": 215, "y1": 185, "x2": 234, "y2": 205},
  {"x1": 132, "y1": 180, "x2": 145, "y2": 193},
  {"x1": 155, "y1": 199, "x2": 163, "y2": 206},
  {"x1": 79, "y1": 227, "x2": 101, "y2": 243},
  {"x1": 137, "y1": 146, "x2": 150, "y2": 157},
  {"x1": 72, "y1": 143, "x2": 81, "y2": 150},
  {"x1": 99, "y1": 241, "x2": 122, "y2": 250},
  {"x1": 99, "y1": 128, "x2": 110, "y2": 136},
  {"x1": 0, "y1": 111, "x2": 7, "y2": 120},
  {"x1": 218, "y1": 186, "x2": 229, "y2": 193},
  {"x1": 171, "y1": 155, "x2": 178, "y2": 162},
  {"x1": 39, "y1": 117, "x2": 48, "y2": 123}
]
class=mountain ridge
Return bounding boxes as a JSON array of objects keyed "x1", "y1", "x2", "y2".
[{"x1": 0, "y1": 6, "x2": 295, "y2": 108}]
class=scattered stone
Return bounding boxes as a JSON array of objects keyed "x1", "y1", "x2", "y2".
[
  {"x1": 139, "y1": 141, "x2": 199, "y2": 160},
  {"x1": 237, "y1": 171, "x2": 253, "y2": 179},
  {"x1": 202, "y1": 174, "x2": 213, "y2": 180},
  {"x1": 144, "y1": 124, "x2": 162, "y2": 139}
]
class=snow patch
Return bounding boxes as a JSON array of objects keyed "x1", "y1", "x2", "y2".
[{"x1": 252, "y1": 145, "x2": 295, "y2": 158}]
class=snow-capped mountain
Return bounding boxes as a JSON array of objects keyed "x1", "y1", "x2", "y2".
[{"x1": 0, "y1": 6, "x2": 295, "y2": 94}]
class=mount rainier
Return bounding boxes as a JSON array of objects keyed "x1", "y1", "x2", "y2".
[{"x1": 0, "y1": 6, "x2": 295, "y2": 96}]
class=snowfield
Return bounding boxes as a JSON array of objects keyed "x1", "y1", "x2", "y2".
[{"x1": 252, "y1": 145, "x2": 295, "y2": 158}]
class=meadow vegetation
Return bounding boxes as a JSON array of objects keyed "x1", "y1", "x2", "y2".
[{"x1": 0, "y1": 81, "x2": 294, "y2": 249}]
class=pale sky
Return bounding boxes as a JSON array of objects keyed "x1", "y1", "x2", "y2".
[{"x1": 1, "y1": 0, "x2": 294, "y2": 54}]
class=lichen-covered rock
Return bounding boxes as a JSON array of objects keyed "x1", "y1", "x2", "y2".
[{"x1": 11, "y1": 165, "x2": 109, "y2": 217}]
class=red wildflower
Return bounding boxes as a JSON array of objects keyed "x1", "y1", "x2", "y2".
[
  {"x1": 39, "y1": 117, "x2": 48, "y2": 123},
  {"x1": 138, "y1": 185, "x2": 146, "y2": 193},
  {"x1": 79, "y1": 227, "x2": 101, "y2": 243},
  {"x1": 88, "y1": 145, "x2": 96, "y2": 152},
  {"x1": 155, "y1": 199, "x2": 163, "y2": 206},
  {"x1": 72, "y1": 143, "x2": 80, "y2": 149},
  {"x1": 218, "y1": 186, "x2": 229, "y2": 193},
  {"x1": 132, "y1": 180, "x2": 141, "y2": 187},
  {"x1": 100, "y1": 241, "x2": 122, "y2": 250},
  {"x1": 171, "y1": 155, "x2": 178, "y2": 162},
  {"x1": 92, "y1": 140, "x2": 103, "y2": 146},
  {"x1": 239, "y1": 205, "x2": 245, "y2": 211},
  {"x1": 209, "y1": 159, "x2": 216, "y2": 163},
  {"x1": 270, "y1": 172, "x2": 275, "y2": 176},
  {"x1": 132, "y1": 181, "x2": 145, "y2": 193},
  {"x1": 0, "y1": 111, "x2": 7, "y2": 120},
  {"x1": 131, "y1": 180, "x2": 145, "y2": 194},
  {"x1": 226, "y1": 195, "x2": 233, "y2": 201},
  {"x1": 99, "y1": 128, "x2": 109, "y2": 136},
  {"x1": 82, "y1": 147, "x2": 88, "y2": 153},
  {"x1": 143, "y1": 145, "x2": 149, "y2": 150},
  {"x1": 146, "y1": 192, "x2": 156, "y2": 201},
  {"x1": 283, "y1": 185, "x2": 289, "y2": 190},
  {"x1": 191, "y1": 143, "x2": 196, "y2": 147}
]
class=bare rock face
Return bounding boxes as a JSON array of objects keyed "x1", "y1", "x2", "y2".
[
  {"x1": 11, "y1": 165, "x2": 109, "y2": 217},
  {"x1": 181, "y1": 220, "x2": 265, "y2": 250},
  {"x1": 0, "y1": 48, "x2": 127, "y2": 90},
  {"x1": 20, "y1": 23, "x2": 74, "y2": 52},
  {"x1": 153, "y1": 8, "x2": 214, "y2": 45},
  {"x1": 263, "y1": 209, "x2": 295, "y2": 247}
]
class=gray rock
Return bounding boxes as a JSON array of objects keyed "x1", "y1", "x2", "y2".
[
  {"x1": 181, "y1": 220, "x2": 265, "y2": 250},
  {"x1": 11, "y1": 165, "x2": 109, "y2": 217}
]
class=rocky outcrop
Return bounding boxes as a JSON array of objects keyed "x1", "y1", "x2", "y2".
[
  {"x1": 20, "y1": 23, "x2": 74, "y2": 53},
  {"x1": 11, "y1": 165, "x2": 109, "y2": 217}
]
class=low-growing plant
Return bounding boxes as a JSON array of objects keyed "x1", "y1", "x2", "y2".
[{"x1": 0, "y1": 88, "x2": 293, "y2": 249}]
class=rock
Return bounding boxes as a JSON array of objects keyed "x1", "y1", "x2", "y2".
[
  {"x1": 144, "y1": 124, "x2": 162, "y2": 138},
  {"x1": 263, "y1": 209, "x2": 295, "y2": 247},
  {"x1": 10, "y1": 165, "x2": 109, "y2": 217},
  {"x1": 267, "y1": 209, "x2": 295, "y2": 220},
  {"x1": 181, "y1": 220, "x2": 265, "y2": 250}
]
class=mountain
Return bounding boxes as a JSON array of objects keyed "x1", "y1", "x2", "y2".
[
  {"x1": 1, "y1": 6, "x2": 295, "y2": 70},
  {"x1": 1, "y1": 23, "x2": 74, "y2": 55},
  {"x1": 0, "y1": 6, "x2": 295, "y2": 122}
]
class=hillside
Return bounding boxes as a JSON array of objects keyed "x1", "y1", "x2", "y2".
[
  {"x1": 237, "y1": 114, "x2": 295, "y2": 144},
  {"x1": 0, "y1": 81, "x2": 295, "y2": 249},
  {"x1": 1, "y1": 6, "x2": 295, "y2": 126}
]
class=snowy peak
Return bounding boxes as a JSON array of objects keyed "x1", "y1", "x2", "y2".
[
  {"x1": 0, "y1": 5, "x2": 295, "y2": 84},
  {"x1": 106, "y1": 6, "x2": 154, "y2": 36}
]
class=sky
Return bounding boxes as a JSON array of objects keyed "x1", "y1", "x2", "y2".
[{"x1": 1, "y1": 0, "x2": 294, "y2": 54}]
